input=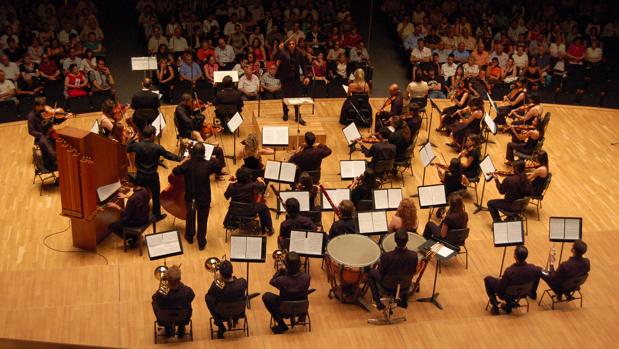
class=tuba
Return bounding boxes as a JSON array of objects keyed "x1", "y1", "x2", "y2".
[
  {"x1": 272, "y1": 249, "x2": 287, "y2": 271},
  {"x1": 205, "y1": 256, "x2": 226, "y2": 289},
  {"x1": 154, "y1": 265, "x2": 170, "y2": 295}
]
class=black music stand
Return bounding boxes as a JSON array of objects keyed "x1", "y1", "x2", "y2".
[
  {"x1": 355, "y1": 210, "x2": 389, "y2": 236},
  {"x1": 474, "y1": 155, "x2": 496, "y2": 214},
  {"x1": 549, "y1": 217, "x2": 583, "y2": 264},
  {"x1": 417, "y1": 184, "x2": 447, "y2": 220},
  {"x1": 343, "y1": 122, "x2": 362, "y2": 160},
  {"x1": 224, "y1": 112, "x2": 244, "y2": 165},
  {"x1": 229, "y1": 235, "x2": 267, "y2": 309},
  {"x1": 481, "y1": 112, "x2": 498, "y2": 157},
  {"x1": 492, "y1": 220, "x2": 525, "y2": 276},
  {"x1": 416, "y1": 239, "x2": 457, "y2": 310},
  {"x1": 419, "y1": 98, "x2": 440, "y2": 148},
  {"x1": 145, "y1": 230, "x2": 184, "y2": 261},
  {"x1": 419, "y1": 141, "x2": 436, "y2": 186}
]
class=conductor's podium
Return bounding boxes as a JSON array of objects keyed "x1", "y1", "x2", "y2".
[{"x1": 251, "y1": 111, "x2": 326, "y2": 151}]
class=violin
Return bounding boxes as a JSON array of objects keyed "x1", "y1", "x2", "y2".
[
  {"x1": 379, "y1": 95, "x2": 397, "y2": 112},
  {"x1": 192, "y1": 94, "x2": 222, "y2": 140},
  {"x1": 504, "y1": 87, "x2": 526, "y2": 103},
  {"x1": 42, "y1": 105, "x2": 74, "y2": 120}
]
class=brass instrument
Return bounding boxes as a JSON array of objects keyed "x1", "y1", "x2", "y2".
[
  {"x1": 205, "y1": 256, "x2": 227, "y2": 289},
  {"x1": 272, "y1": 249, "x2": 287, "y2": 270},
  {"x1": 545, "y1": 246, "x2": 557, "y2": 271},
  {"x1": 154, "y1": 264, "x2": 170, "y2": 295}
]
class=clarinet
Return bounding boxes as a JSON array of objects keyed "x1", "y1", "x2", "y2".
[{"x1": 318, "y1": 184, "x2": 343, "y2": 219}]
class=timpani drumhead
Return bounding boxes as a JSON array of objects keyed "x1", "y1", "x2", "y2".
[
  {"x1": 381, "y1": 232, "x2": 426, "y2": 258},
  {"x1": 326, "y1": 234, "x2": 381, "y2": 268}
]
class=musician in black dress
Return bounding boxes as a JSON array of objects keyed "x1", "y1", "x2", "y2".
[
  {"x1": 205, "y1": 260, "x2": 248, "y2": 339},
  {"x1": 460, "y1": 135, "x2": 482, "y2": 180},
  {"x1": 262, "y1": 251, "x2": 311, "y2": 334},
  {"x1": 495, "y1": 79, "x2": 526, "y2": 126},
  {"x1": 438, "y1": 79, "x2": 469, "y2": 131},
  {"x1": 541, "y1": 240, "x2": 590, "y2": 299},
  {"x1": 368, "y1": 229, "x2": 420, "y2": 309},
  {"x1": 328, "y1": 200, "x2": 357, "y2": 240},
  {"x1": 505, "y1": 117, "x2": 543, "y2": 165},
  {"x1": 127, "y1": 125, "x2": 182, "y2": 221},
  {"x1": 130, "y1": 78, "x2": 160, "y2": 132},
  {"x1": 423, "y1": 194, "x2": 468, "y2": 240},
  {"x1": 278, "y1": 198, "x2": 316, "y2": 249},
  {"x1": 449, "y1": 97, "x2": 484, "y2": 149},
  {"x1": 152, "y1": 265, "x2": 195, "y2": 337},
  {"x1": 172, "y1": 143, "x2": 221, "y2": 249},
  {"x1": 527, "y1": 150, "x2": 550, "y2": 197},
  {"x1": 487, "y1": 160, "x2": 532, "y2": 222},
  {"x1": 27, "y1": 97, "x2": 57, "y2": 171},
  {"x1": 213, "y1": 75, "x2": 243, "y2": 126},
  {"x1": 276, "y1": 39, "x2": 310, "y2": 125},
  {"x1": 350, "y1": 169, "x2": 381, "y2": 208},
  {"x1": 387, "y1": 116, "x2": 412, "y2": 162},
  {"x1": 484, "y1": 245, "x2": 541, "y2": 315},
  {"x1": 224, "y1": 167, "x2": 274, "y2": 234},
  {"x1": 296, "y1": 172, "x2": 319, "y2": 211}
]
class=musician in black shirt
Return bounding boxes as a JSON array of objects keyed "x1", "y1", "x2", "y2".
[
  {"x1": 127, "y1": 125, "x2": 182, "y2": 221},
  {"x1": 278, "y1": 198, "x2": 315, "y2": 249},
  {"x1": 107, "y1": 181, "x2": 151, "y2": 248},
  {"x1": 487, "y1": 160, "x2": 532, "y2": 222},
  {"x1": 369, "y1": 229, "x2": 420, "y2": 309},
  {"x1": 174, "y1": 93, "x2": 203, "y2": 141},
  {"x1": 172, "y1": 143, "x2": 222, "y2": 249},
  {"x1": 288, "y1": 132, "x2": 332, "y2": 181},
  {"x1": 328, "y1": 200, "x2": 357, "y2": 240},
  {"x1": 361, "y1": 128, "x2": 396, "y2": 172},
  {"x1": 224, "y1": 167, "x2": 274, "y2": 234},
  {"x1": 205, "y1": 260, "x2": 248, "y2": 338},
  {"x1": 213, "y1": 76, "x2": 243, "y2": 126},
  {"x1": 27, "y1": 97, "x2": 57, "y2": 171},
  {"x1": 152, "y1": 265, "x2": 195, "y2": 337},
  {"x1": 541, "y1": 240, "x2": 590, "y2": 299},
  {"x1": 484, "y1": 245, "x2": 541, "y2": 315},
  {"x1": 130, "y1": 78, "x2": 160, "y2": 132},
  {"x1": 276, "y1": 40, "x2": 310, "y2": 125},
  {"x1": 262, "y1": 251, "x2": 311, "y2": 334},
  {"x1": 376, "y1": 84, "x2": 404, "y2": 128}
]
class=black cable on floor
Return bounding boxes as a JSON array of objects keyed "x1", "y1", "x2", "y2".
[{"x1": 42, "y1": 223, "x2": 109, "y2": 264}]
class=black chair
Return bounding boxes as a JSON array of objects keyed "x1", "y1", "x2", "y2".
[
  {"x1": 373, "y1": 159, "x2": 395, "y2": 188},
  {"x1": 269, "y1": 289, "x2": 315, "y2": 332},
  {"x1": 497, "y1": 197, "x2": 531, "y2": 235},
  {"x1": 0, "y1": 100, "x2": 19, "y2": 122},
  {"x1": 342, "y1": 94, "x2": 372, "y2": 127},
  {"x1": 224, "y1": 201, "x2": 261, "y2": 242},
  {"x1": 485, "y1": 281, "x2": 535, "y2": 313},
  {"x1": 300, "y1": 210, "x2": 323, "y2": 232},
  {"x1": 539, "y1": 274, "x2": 588, "y2": 310},
  {"x1": 514, "y1": 138, "x2": 545, "y2": 161},
  {"x1": 209, "y1": 299, "x2": 250, "y2": 339},
  {"x1": 394, "y1": 144, "x2": 415, "y2": 184},
  {"x1": 531, "y1": 173, "x2": 552, "y2": 220},
  {"x1": 466, "y1": 172, "x2": 482, "y2": 204},
  {"x1": 123, "y1": 214, "x2": 157, "y2": 256},
  {"x1": 410, "y1": 96, "x2": 428, "y2": 128},
  {"x1": 442, "y1": 228, "x2": 470, "y2": 269},
  {"x1": 32, "y1": 145, "x2": 57, "y2": 196},
  {"x1": 368, "y1": 273, "x2": 414, "y2": 325},
  {"x1": 67, "y1": 95, "x2": 92, "y2": 113},
  {"x1": 153, "y1": 308, "x2": 193, "y2": 343}
]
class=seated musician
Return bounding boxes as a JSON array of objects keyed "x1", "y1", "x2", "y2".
[
  {"x1": 495, "y1": 79, "x2": 526, "y2": 126},
  {"x1": 174, "y1": 93, "x2": 206, "y2": 142},
  {"x1": 437, "y1": 79, "x2": 469, "y2": 131},
  {"x1": 237, "y1": 133, "x2": 274, "y2": 179},
  {"x1": 130, "y1": 78, "x2": 160, "y2": 132},
  {"x1": 375, "y1": 83, "x2": 404, "y2": 129},
  {"x1": 435, "y1": 159, "x2": 469, "y2": 217},
  {"x1": 214, "y1": 75, "x2": 244, "y2": 126},
  {"x1": 508, "y1": 93, "x2": 543, "y2": 127},
  {"x1": 328, "y1": 199, "x2": 357, "y2": 240},
  {"x1": 262, "y1": 251, "x2": 311, "y2": 334},
  {"x1": 541, "y1": 240, "x2": 590, "y2": 299},
  {"x1": 296, "y1": 172, "x2": 319, "y2": 211},
  {"x1": 459, "y1": 134, "x2": 482, "y2": 180},
  {"x1": 448, "y1": 97, "x2": 484, "y2": 150},
  {"x1": 107, "y1": 179, "x2": 150, "y2": 248},
  {"x1": 484, "y1": 245, "x2": 541, "y2": 315},
  {"x1": 288, "y1": 131, "x2": 332, "y2": 182},
  {"x1": 387, "y1": 116, "x2": 412, "y2": 162},
  {"x1": 27, "y1": 96, "x2": 57, "y2": 171},
  {"x1": 423, "y1": 194, "x2": 468, "y2": 240},
  {"x1": 527, "y1": 150, "x2": 549, "y2": 197},
  {"x1": 369, "y1": 229, "x2": 420, "y2": 310},
  {"x1": 339, "y1": 68, "x2": 371, "y2": 125},
  {"x1": 205, "y1": 260, "x2": 248, "y2": 339},
  {"x1": 152, "y1": 265, "x2": 196, "y2": 337},
  {"x1": 404, "y1": 102, "x2": 423, "y2": 138},
  {"x1": 224, "y1": 167, "x2": 274, "y2": 235},
  {"x1": 361, "y1": 127, "x2": 396, "y2": 173},
  {"x1": 387, "y1": 198, "x2": 419, "y2": 233},
  {"x1": 487, "y1": 160, "x2": 532, "y2": 223},
  {"x1": 278, "y1": 197, "x2": 316, "y2": 249},
  {"x1": 505, "y1": 117, "x2": 543, "y2": 165},
  {"x1": 99, "y1": 99, "x2": 118, "y2": 138},
  {"x1": 350, "y1": 169, "x2": 380, "y2": 208}
]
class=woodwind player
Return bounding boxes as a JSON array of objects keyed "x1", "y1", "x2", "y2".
[{"x1": 328, "y1": 200, "x2": 357, "y2": 240}]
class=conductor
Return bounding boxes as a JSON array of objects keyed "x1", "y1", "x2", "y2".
[{"x1": 276, "y1": 39, "x2": 310, "y2": 125}]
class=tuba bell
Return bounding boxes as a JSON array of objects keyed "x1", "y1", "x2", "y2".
[
  {"x1": 205, "y1": 256, "x2": 226, "y2": 289},
  {"x1": 272, "y1": 249, "x2": 287, "y2": 271},
  {"x1": 154, "y1": 265, "x2": 170, "y2": 295}
]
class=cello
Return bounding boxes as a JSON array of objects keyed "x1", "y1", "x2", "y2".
[{"x1": 160, "y1": 172, "x2": 187, "y2": 220}]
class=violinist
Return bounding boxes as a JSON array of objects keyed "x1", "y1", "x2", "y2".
[
  {"x1": 27, "y1": 97, "x2": 57, "y2": 171},
  {"x1": 213, "y1": 75, "x2": 244, "y2": 126},
  {"x1": 387, "y1": 116, "x2": 412, "y2": 162},
  {"x1": 448, "y1": 97, "x2": 484, "y2": 149},
  {"x1": 508, "y1": 93, "x2": 543, "y2": 127},
  {"x1": 437, "y1": 79, "x2": 469, "y2": 131},
  {"x1": 422, "y1": 194, "x2": 468, "y2": 240},
  {"x1": 172, "y1": 142, "x2": 222, "y2": 249},
  {"x1": 403, "y1": 102, "x2": 423, "y2": 138},
  {"x1": 459, "y1": 134, "x2": 482, "y2": 179},
  {"x1": 236, "y1": 133, "x2": 274, "y2": 179},
  {"x1": 527, "y1": 150, "x2": 549, "y2": 197},
  {"x1": 174, "y1": 93, "x2": 208, "y2": 142},
  {"x1": 328, "y1": 199, "x2": 357, "y2": 240},
  {"x1": 495, "y1": 79, "x2": 526, "y2": 126},
  {"x1": 375, "y1": 84, "x2": 403, "y2": 128},
  {"x1": 387, "y1": 198, "x2": 419, "y2": 234},
  {"x1": 361, "y1": 127, "x2": 396, "y2": 173},
  {"x1": 350, "y1": 168, "x2": 380, "y2": 208},
  {"x1": 224, "y1": 167, "x2": 274, "y2": 235},
  {"x1": 278, "y1": 197, "x2": 316, "y2": 249},
  {"x1": 487, "y1": 160, "x2": 532, "y2": 223},
  {"x1": 296, "y1": 172, "x2": 319, "y2": 211},
  {"x1": 505, "y1": 116, "x2": 543, "y2": 165},
  {"x1": 435, "y1": 158, "x2": 469, "y2": 214},
  {"x1": 288, "y1": 131, "x2": 332, "y2": 182}
]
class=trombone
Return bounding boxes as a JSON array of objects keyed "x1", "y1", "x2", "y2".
[
  {"x1": 154, "y1": 264, "x2": 170, "y2": 295},
  {"x1": 205, "y1": 255, "x2": 227, "y2": 289},
  {"x1": 272, "y1": 249, "x2": 287, "y2": 271}
]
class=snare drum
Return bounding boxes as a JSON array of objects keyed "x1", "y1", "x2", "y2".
[
  {"x1": 381, "y1": 232, "x2": 427, "y2": 260},
  {"x1": 325, "y1": 234, "x2": 381, "y2": 304}
]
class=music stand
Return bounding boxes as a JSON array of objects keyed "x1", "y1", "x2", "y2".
[
  {"x1": 151, "y1": 112, "x2": 167, "y2": 143},
  {"x1": 417, "y1": 184, "x2": 447, "y2": 219},
  {"x1": 320, "y1": 188, "x2": 351, "y2": 211},
  {"x1": 343, "y1": 122, "x2": 362, "y2": 159},
  {"x1": 289, "y1": 230, "x2": 325, "y2": 258},
  {"x1": 549, "y1": 217, "x2": 583, "y2": 263},
  {"x1": 264, "y1": 160, "x2": 296, "y2": 184},
  {"x1": 283, "y1": 97, "x2": 315, "y2": 150},
  {"x1": 277, "y1": 190, "x2": 311, "y2": 213},
  {"x1": 417, "y1": 239, "x2": 457, "y2": 310},
  {"x1": 230, "y1": 235, "x2": 266, "y2": 309},
  {"x1": 131, "y1": 56, "x2": 157, "y2": 79},
  {"x1": 481, "y1": 112, "x2": 497, "y2": 157},
  {"x1": 492, "y1": 220, "x2": 525, "y2": 276},
  {"x1": 183, "y1": 140, "x2": 215, "y2": 160},
  {"x1": 261, "y1": 126, "x2": 289, "y2": 159},
  {"x1": 372, "y1": 188, "x2": 403, "y2": 210},
  {"x1": 145, "y1": 230, "x2": 184, "y2": 261},
  {"x1": 356, "y1": 210, "x2": 389, "y2": 235},
  {"x1": 225, "y1": 112, "x2": 244, "y2": 164},
  {"x1": 339, "y1": 160, "x2": 366, "y2": 180},
  {"x1": 213, "y1": 71, "x2": 239, "y2": 83},
  {"x1": 419, "y1": 141, "x2": 436, "y2": 185},
  {"x1": 419, "y1": 98, "x2": 441, "y2": 148},
  {"x1": 474, "y1": 155, "x2": 496, "y2": 214}
]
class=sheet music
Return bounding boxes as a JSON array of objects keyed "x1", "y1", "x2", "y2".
[
  {"x1": 342, "y1": 85, "x2": 349, "y2": 94},
  {"x1": 245, "y1": 237, "x2": 263, "y2": 260},
  {"x1": 549, "y1": 217, "x2": 565, "y2": 240},
  {"x1": 96, "y1": 181, "x2": 121, "y2": 202},
  {"x1": 279, "y1": 162, "x2": 297, "y2": 183},
  {"x1": 487, "y1": 92, "x2": 499, "y2": 113},
  {"x1": 372, "y1": 211, "x2": 388, "y2": 232},
  {"x1": 388, "y1": 189, "x2": 403, "y2": 208},
  {"x1": 418, "y1": 185, "x2": 446, "y2": 207},
  {"x1": 262, "y1": 126, "x2": 289, "y2": 145},
  {"x1": 214, "y1": 70, "x2": 239, "y2": 82},
  {"x1": 373, "y1": 190, "x2": 389, "y2": 210},
  {"x1": 357, "y1": 212, "x2": 374, "y2": 234},
  {"x1": 289, "y1": 231, "x2": 324, "y2": 256},
  {"x1": 321, "y1": 189, "x2": 350, "y2": 209},
  {"x1": 493, "y1": 222, "x2": 509, "y2": 245},
  {"x1": 480, "y1": 155, "x2": 496, "y2": 182},
  {"x1": 419, "y1": 142, "x2": 435, "y2": 168},
  {"x1": 493, "y1": 221, "x2": 523, "y2": 245},
  {"x1": 151, "y1": 113, "x2": 166, "y2": 136},
  {"x1": 484, "y1": 112, "x2": 497, "y2": 135},
  {"x1": 90, "y1": 121, "x2": 99, "y2": 134},
  {"x1": 263, "y1": 160, "x2": 281, "y2": 181},
  {"x1": 279, "y1": 191, "x2": 310, "y2": 212},
  {"x1": 436, "y1": 244, "x2": 453, "y2": 258},
  {"x1": 146, "y1": 231, "x2": 182, "y2": 259},
  {"x1": 507, "y1": 221, "x2": 523, "y2": 243},
  {"x1": 343, "y1": 122, "x2": 361, "y2": 145},
  {"x1": 564, "y1": 218, "x2": 581, "y2": 240},
  {"x1": 340, "y1": 160, "x2": 366, "y2": 179},
  {"x1": 227, "y1": 112, "x2": 243, "y2": 133},
  {"x1": 550, "y1": 217, "x2": 582, "y2": 241},
  {"x1": 230, "y1": 236, "x2": 247, "y2": 259},
  {"x1": 131, "y1": 56, "x2": 157, "y2": 71}
]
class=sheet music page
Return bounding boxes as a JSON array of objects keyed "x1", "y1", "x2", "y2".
[
  {"x1": 203, "y1": 143, "x2": 215, "y2": 160},
  {"x1": 484, "y1": 112, "x2": 497, "y2": 134},
  {"x1": 227, "y1": 112, "x2": 243, "y2": 133},
  {"x1": 358, "y1": 212, "x2": 374, "y2": 234},
  {"x1": 352, "y1": 161, "x2": 366, "y2": 178},
  {"x1": 148, "y1": 231, "x2": 181, "y2": 257},
  {"x1": 245, "y1": 237, "x2": 263, "y2": 260},
  {"x1": 436, "y1": 244, "x2": 453, "y2": 258},
  {"x1": 487, "y1": 92, "x2": 498, "y2": 112},
  {"x1": 420, "y1": 142, "x2": 435, "y2": 167},
  {"x1": 280, "y1": 191, "x2": 310, "y2": 212},
  {"x1": 565, "y1": 218, "x2": 581, "y2": 240},
  {"x1": 151, "y1": 113, "x2": 166, "y2": 136},
  {"x1": 131, "y1": 57, "x2": 150, "y2": 70},
  {"x1": 549, "y1": 217, "x2": 565, "y2": 240},
  {"x1": 96, "y1": 181, "x2": 121, "y2": 202},
  {"x1": 279, "y1": 162, "x2": 297, "y2": 183},
  {"x1": 493, "y1": 222, "x2": 509, "y2": 245},
  {"x1": 289, "y1": 230, "x2": 307, "y2": 254},
  {"x1": 388, "y1": 189, "x2": 403, "y2": 209},
  {"x1": 322, "y1": 189, "x2": 350, "y2": 209},
  {"x1": 340, "y1": 161, "x2": 355, "y2": 178},
  {"x1": 262, "y1": 126, "x2": 288, "y2": 145},
  {"x1": 306, "y1": 232, "x2": 324, "y2": 255},
  {"x1": 230, "y1": 236, "x2": 247, "y2": 259},
  {"x1": 342, "y1": 85, "x2": 349, "y2": 94},
  {"x1": 343, "y1": 122, "x2": 361, "y2": 145},
  {"x1": 418, "y1": 186, "x2": 432, "y2": 207},
  {"x1": 507, "y1": 221, "x2": 523, "y2": 243},
  {"x1": 372, "y1": 211, "x2": 388, "y2": 232},
  {"x1": 431, "y1": 185, "x2": 446, "y2": 206},
  {"x1": 263, "y1": 160, "x2": 281, "y2": 181},
  {"x1": 90, "y1": 121, "x2": 99, "y2": 134},
  {"x1": 480, "y1": 156, "x2": 496, "y2": 181},
  {"x1": 286, "y1": 98, "x2": 303, "y2": 105},
  {"x1": 373, "y1": 190, "x2": 389, "y2": 209},
  {"x1": 214, "y1": 70, "x2": 239, "y2": 82}
]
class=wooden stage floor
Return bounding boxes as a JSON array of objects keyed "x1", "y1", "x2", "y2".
[{"x1": 1, "y1": 99, "x2": 618, "y2": 348}]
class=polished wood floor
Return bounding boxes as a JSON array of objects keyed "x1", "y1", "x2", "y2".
[{"x1": 1, "y1": 98, "x2": 618, "y2": 348}]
